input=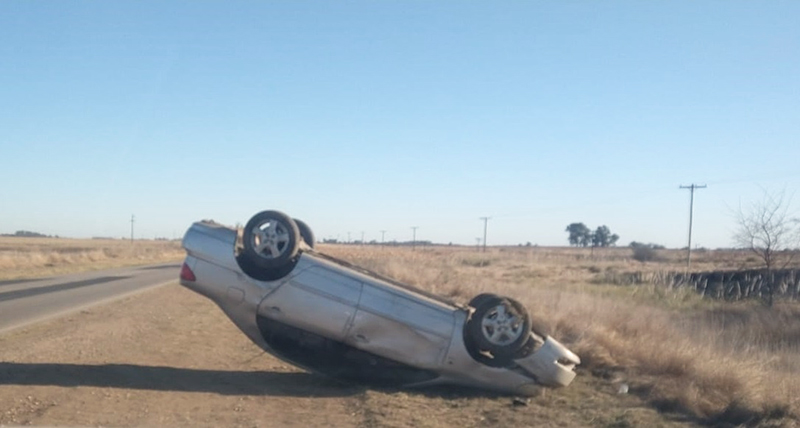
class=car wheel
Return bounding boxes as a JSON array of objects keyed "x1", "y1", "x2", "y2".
[
  {"x1": 468, "y1": 293, "x2": 501, "y2": 309},
  {"x1": 467, "y1": 296, "x2": 531, "y2": 356},
  {"x1": 463, "y1": 337, "x2": 517, "y2": 368},
  {"x1": 294, "y1": 218, "x2": 315, "y2": 249},
  {"x1": 242, "y1": 210, "x2": 301, "y2": 270}
]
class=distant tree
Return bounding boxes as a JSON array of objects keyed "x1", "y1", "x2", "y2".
[
  {"x1": 732, "y1": 189, "x2": 800, "y2": 306},
  {"x1": 733, "y1": 189, "x2": 800, "y2": 271},
  {"x1": 565, "y1": 223, "x2": 592, "y2": 247},
  {"x1": 591, "y1": 225, "x2": 619, "y2": 248}
]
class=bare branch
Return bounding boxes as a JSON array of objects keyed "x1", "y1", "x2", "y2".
[{"x1": 732, "y1": 188, "x2": 800, "y2": 272}]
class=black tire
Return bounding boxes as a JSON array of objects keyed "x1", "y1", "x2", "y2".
[
  {"x1": 529, "y1": 315, "x2": 551, "y2": 339},
  {"x1": 463, "y1": 333, "x2": 517, "y2": 368},
  {"x1": 294, "y1": 218, "x2": 315, "y2": 249},
  {"x1": 467, "y1": 296, "x2": 531, "y2": 356},
  {"x1": 242, "y1": 210, "x2": 301, "y2": 271},
  {"x1": 236, "y1": 252, "x2": 299, "y2": 282},
  {"x1": 468, "y1": 293, "x2": 501, "y2": 309}
]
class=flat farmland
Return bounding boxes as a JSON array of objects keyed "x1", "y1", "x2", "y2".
[
  {"x1": 1, "y1": 242, "x2": 799, "y2": 427},
  {"x1": 0, "y1": 237, "x2": 184, "y2": 281}
]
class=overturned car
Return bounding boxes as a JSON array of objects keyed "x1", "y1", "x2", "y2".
[{"x1": 179, "y1": 210, "x2": 579, "y2": 395}]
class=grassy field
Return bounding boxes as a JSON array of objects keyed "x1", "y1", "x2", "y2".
[
  {"x1": 320, "y1": 244, "x2": 800, "y2": 427},
  {"x1": 2, "y1": 236, "x2": 798, "y2": 426},
  {"x1": 0, "y1": 236, "x2": 185, "y2": 281}
]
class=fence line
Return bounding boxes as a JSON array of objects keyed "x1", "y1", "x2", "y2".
[{"x1": 596, "y1": 269, "x2": 800, "y2": 302}]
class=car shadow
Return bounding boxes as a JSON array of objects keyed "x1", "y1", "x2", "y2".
[{"x1": 0, "y1": 362, "x2": 362, "y2": 397}]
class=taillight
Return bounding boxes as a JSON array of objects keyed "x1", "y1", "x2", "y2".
[{"x1": 180, "y1": 262, "x2": 196, "y2": 282}]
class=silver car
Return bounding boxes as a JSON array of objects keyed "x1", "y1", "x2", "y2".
[{"x1": 179, "y1": 210, "x2": 579, "y2": 395}]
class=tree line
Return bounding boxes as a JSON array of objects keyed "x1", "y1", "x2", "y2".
[{"x1": 1, "y1": 230, "x2": 54, "y2": 238}]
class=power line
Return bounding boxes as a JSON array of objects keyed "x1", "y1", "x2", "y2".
[
  {"x1": 679, "y1": 184, "x2": 707, "y2": 270},
  {"x1": 705, "y1": 170, "x2": 800, "y2": 187},
  {"x1": 479, "y1": 217, "x2": 491, "y2": 253}
]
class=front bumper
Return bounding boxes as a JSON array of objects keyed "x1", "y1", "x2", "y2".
[{"x1": 516, "y1": 337, "x2": 580, "y2": 387}]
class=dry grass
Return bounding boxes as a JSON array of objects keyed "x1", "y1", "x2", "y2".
[
  {"x1": 4, "y1": 235, "x2": 798, "y2": 425},
  {"x1": 319, "y1": 244, "x2": 800, "y2": 426},
  {"x1": 0, "y1": 237, "x2": 184, "y2": 281}
]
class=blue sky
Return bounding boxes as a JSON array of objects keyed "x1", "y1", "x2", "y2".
[{"x1": 1, "y1": 1, "x2": 799, "y2": 248}]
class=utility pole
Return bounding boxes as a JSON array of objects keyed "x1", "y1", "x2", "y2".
[
  {"x1": 380, "y1": 230, "x2": 386, "y2": 247},
  {"x1": 475, "y1": 237, "x2": 481, "y2": 252},
  {"x1": 679, "y1": 184, "x2": 707, "y2": 270},
  {"x1": 411, "y1": 226, "x2": 418, "y2": 251},
  {"x1": 361, "y1": 231, "x2": 365, "y2": 245},
  {"x1": 347, "y1": 232, "x2": 351, "y2": 244},
  {"x1": 130, "y1": 215, "x2": 135, "y2": 243},
  {"x1": 479, "y1": 217, "x2": 491, "y2": 253}
]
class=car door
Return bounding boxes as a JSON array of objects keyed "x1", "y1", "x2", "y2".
[
  {"x1": 347, "y1": 281, "x2": 456, "y2": 368},
  {"x1": 257, "y1": 265, "x2": 362, "y2": 341}
]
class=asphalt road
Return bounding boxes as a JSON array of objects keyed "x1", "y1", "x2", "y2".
[{"x1": 0, "y1": 263, "x2": 180, "y2": 334}]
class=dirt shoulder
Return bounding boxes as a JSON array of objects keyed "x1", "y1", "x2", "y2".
[{"x1": 0, "y1": 283, "x2": 697, "y2": 427}]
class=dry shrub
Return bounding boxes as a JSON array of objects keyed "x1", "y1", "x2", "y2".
[
  {"x1": 526, "y1": 289, "x2": 799, "y2": 424},
  {"x1": 631, "y1": 246, "x2": 661, "y2": 262}
]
